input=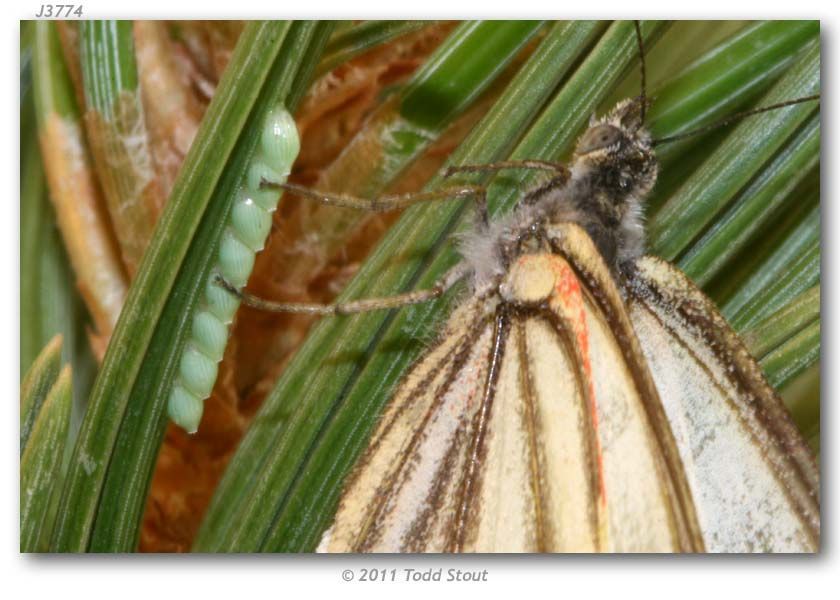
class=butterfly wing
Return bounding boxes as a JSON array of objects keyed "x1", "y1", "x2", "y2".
[
  {"x1": 536, "y1": 225, "x2": 704, "y2": 551},
  {"x1": 625, "y1": 255, "x2": 819, "y2": 552},
  {"x1": 464, "y1": 249, "x2": 700, "y2": 552},
  {"x1": 321, "y1": 225, "x2": 707, "y2": 552},
  {"x1": 320, "y1": 298, "x2": 496, "y2": 552}
]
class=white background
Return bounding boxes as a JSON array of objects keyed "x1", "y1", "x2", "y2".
[{"x1": 2, "y1": 2, "x2": 835, "y2": 598}]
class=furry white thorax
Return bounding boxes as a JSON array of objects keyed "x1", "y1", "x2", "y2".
[
  {"x1": 457, "y1": 99, "x2": 653, "y2": 295},
  {"x1": 457, "y1": 160, "x2": 649, "y2": 295}
]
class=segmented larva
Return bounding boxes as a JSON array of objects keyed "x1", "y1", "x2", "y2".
[{"x1": 168, "y1": 105, "x2": 300, "y2": 433}]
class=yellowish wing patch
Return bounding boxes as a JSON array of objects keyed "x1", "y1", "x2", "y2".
[{"x1": 500, "y1": 250, "x2": 692, "y2": 551}]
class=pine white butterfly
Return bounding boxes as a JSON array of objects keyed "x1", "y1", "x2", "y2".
[{"x1": 217, "y1": 24, "x2": 819, "y2": 552}]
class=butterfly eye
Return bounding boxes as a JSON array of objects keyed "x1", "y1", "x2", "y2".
[{"x1": 577, "y1": 124, "x2": 623, "y2": 154}]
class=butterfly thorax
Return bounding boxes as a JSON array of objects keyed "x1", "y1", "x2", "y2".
[
  {"x1": 459, "y1": 98, "x2": 657, "y2": 293},
  {"x1": 549, "y1": 97, "x2": 657, "y2": 268}
]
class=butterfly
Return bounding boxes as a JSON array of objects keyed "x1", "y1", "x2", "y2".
[{"x1": 221, "y1": 25, "x2": 820, "y2": 553}]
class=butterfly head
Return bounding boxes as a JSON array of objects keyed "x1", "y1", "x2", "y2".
[{"x1": 573, "y1": 96, "x2": 657, "y2": 200}]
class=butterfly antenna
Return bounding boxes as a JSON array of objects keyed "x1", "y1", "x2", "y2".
[
  {"x1": 634, "y1": 20, "x2": 647, "y2": 125},
  {"x1": 652, "y1": 94, "x2": 820, "y2": 146}
]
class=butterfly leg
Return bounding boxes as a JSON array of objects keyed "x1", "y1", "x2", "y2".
[
  {"x1": 265, "y1": 179, "x2": 490, "y2": 231},
  {"x1": 443, "y1": 159, "x2": 569, "y2": 178},
  {"x1": 262, "y1": 180, "x2": 486, "y2": 213},
  {"x1": 444, "y1": 161, "x2": 569, "y2": 224},
  {"x1": 215, "y1": 263, "x2": 469, "y2": 316}
]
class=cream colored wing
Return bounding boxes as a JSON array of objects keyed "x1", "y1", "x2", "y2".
[
  {"x1": 464, "y1": 249, "x2": 700, "y2": 552},
  {"x1": 626, "y1": 255, "x2": 819, "y2": 552},
  {"x1": 320, "y1": 297, "x2": 496, "y2": 552},
  {"x1": 322, "y1": 225, "x2": 708, "y2": 552}
]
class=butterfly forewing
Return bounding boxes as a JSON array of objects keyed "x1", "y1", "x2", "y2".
[
  {"x1": 548, "y1": 225, "x2": 705, "y2": 551},
  {"x1": 324, "y1": 226, "x2": 719, "y2": 552},
  {"x1": 573, "y1": 282, "x2": 679, "y2": 551},
  {"x1": 323, "y1": 299, "x2": 494, "y2": 552},
  {"x1": 512, "y1": 316, "x2": 601, "y2": 551},
  {"x1": 626, "y1": 256, "x2": 820, "y2": 552},
  {"x1": 461, "y1": 317, "x2": 546, "y2": 551}
]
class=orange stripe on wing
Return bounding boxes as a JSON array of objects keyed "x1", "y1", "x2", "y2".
[{"x1": 548, "y1": 257, "x2": 607, "y2": 508}]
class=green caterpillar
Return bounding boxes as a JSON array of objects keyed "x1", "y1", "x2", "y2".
[{"x1": 168, "y1": 105, "x2": 300, "y2": 433}]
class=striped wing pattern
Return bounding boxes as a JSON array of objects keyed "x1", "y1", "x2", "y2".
[
  {"x1": 320, "y1": 224, "x2": 818, "y2": 553},
  {"x1": 626, "y1": 256, "x2": 819, "y2": 552},
  {"x1": 322, "y1": 298, "x2": 495, "y2": 552}
]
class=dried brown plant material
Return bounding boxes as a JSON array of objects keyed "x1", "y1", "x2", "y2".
[
  {"x1": 295, "y1": 22, "x2": 456, "y2": 176},
  {"x1": 200, "y1": 21, "x2": 244, "y2": 79},
  {"x1": 173, "y1": 21, "x2": 245, "y2": 91},
  {"x1": 39, "y1": 114, "x2": 128, "y2": 352},
  {"x1": 134, "y1": 21, "x2": 205, "y2": 201}
]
